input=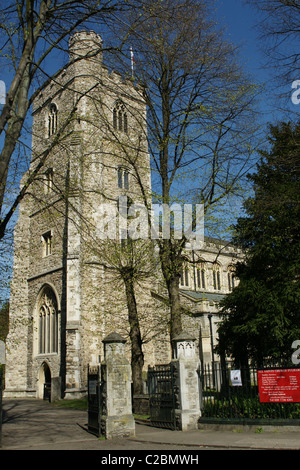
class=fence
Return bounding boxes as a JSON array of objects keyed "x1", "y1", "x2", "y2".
[{"x1": 199, "y1": 363, "x2": 300, "y2": 425}]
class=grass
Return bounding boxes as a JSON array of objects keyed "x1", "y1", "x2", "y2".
[
  {"x1": 52, "y1": 398, "x2": 88, "y2": 411},
  {"x1": 133, "y1": 414, "x2": 150, "y2": 421},
  {"x1": 255, "y1": 427, "x2": 264, "y2": 433}
]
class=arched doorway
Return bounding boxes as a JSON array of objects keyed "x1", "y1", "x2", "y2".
[{"x1": 38, "y1": 362, "x2": 51, "y2": 401}]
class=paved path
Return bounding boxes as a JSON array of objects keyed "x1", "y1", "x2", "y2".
[
  {"x1": 1, "y1": 399, "x2": 300, "y2": 451},
  {"x1": 1, "y1": 399, "x2": 207, "y2": 451}
]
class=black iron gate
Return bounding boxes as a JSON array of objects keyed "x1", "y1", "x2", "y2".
[
  {"x1": 147, "y1": 363, "x2": 178, "y2": 430},
  {"x1": 87, "y1": 365, "x2": 102, "y2": 436}
]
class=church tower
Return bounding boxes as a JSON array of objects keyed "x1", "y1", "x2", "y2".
[{"x1": 4, "y1": 31, "x2": 151, "y2": 400}]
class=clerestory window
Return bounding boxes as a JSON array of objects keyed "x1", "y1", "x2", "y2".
[
  {"x1": 196, "y1": 263, "x2": 206, "y2": 289},
  {"x1": 228, "y1": 268, "x2": 236, "y2": 292},
  {"x1": 213, "y1": 264, "x2": 221, "y2": 290},
  {"x1": 180, "y1": 266, "x2": 189, "y2": 287}
]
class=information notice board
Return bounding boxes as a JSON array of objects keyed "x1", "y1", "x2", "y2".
[{"x1": 257, "y1": 369, "x2": 300, "y2": 403}]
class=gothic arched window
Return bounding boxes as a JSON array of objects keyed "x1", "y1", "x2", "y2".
[
  {"x1": 113, "y1": 101, "x2": 128, "y2": 134},
  {"x1": 38, "y1": 287, "x2": 58, "y2": 354},
  {"x1": 228, "y1": 266, "x2": 236, "y2": 292},
  {"x1": 123, "y1": 112, "x2": 128, "y2": 133},
  {"x1": 180, "y1": 266, "x2": 189, "y2": 287},
  {"x1": 48, "y1": 103, "x2": 58, "y2": 137},
  {"x1": 213, "y1": 263, "x2": 221, "y2": 290},
  {"x1": 113, "y1": 108, "x2": 117, "y2": 130},
  {"x1": 196, "y1": 262, "x2": 206, "y2": 289}
]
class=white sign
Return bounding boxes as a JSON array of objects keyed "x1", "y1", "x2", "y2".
[
  {"x1": 89, "y1": 380, "x2": 97, "y2": 395},
  {"x1": 0, "y1": 340, "x2": 5, "y2": 364},
  {"x1": 230, "y1": 370, "x2": 242, "y2": 386}
]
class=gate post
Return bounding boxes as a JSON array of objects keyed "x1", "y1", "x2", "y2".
[
  {"x1": 172, "y1": 332, "x2": 201, "y2": 431},
  {"x1": 100, "y1": 333, "x2": 135, "y2": 439}
]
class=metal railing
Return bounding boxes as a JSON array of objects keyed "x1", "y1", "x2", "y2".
[{"x1": 199, "y1": 363, "x2": 300, "y2": 425}]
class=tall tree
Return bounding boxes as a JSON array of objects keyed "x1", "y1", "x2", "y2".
[
  {"x1": 217, "y1": 121, "x2": 300, "y2": 366},
  {"x1": 0, "y1": 0, "x2": 133, "y2": 240},
  {"x1": 113, "y1": 0, "x2": 260, "y2": 347},
  {"x1": 84, "y1": 236, "x2": 161, "y2": 396}
]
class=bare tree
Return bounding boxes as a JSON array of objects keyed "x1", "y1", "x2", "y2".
[
  {"x1": 112, "y1": 0, "x2": 261, "y2": 346},
  {"x1": 0, "y1": 0, "x2": 135, "y2": 240},
  {"x1": 84, "y1": 237, "x2": 162, "y2": 396},
  {"x1": 248, "y1": 1, "x2": 300, "y2": 88}
]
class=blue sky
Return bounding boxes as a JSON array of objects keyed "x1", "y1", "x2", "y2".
[
  {"x1": 216, "y1": 0, "x2": 298, "y2": 122},
  {"x1": 217, "y1": 0, "x2": 263, "y2": 74},
  {"x1": 216, "y1": 0, "x2": 273, "y2": 120}
]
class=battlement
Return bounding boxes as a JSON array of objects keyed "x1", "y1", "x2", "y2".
[
  {"x1": 69, "y1": 30, "x2": 103, "y2": 63},
  {"x1": 69, "y1": 29, "x2": 103, "y2": 46}
]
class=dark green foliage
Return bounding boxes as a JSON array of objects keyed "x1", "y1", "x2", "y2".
[{"x1": 217, "y1": 121, "x2": 300, "y2": 365}]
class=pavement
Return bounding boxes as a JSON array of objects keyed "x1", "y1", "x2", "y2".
[{"x1": 1, "y1": 398, "x2": 300, "y2": 453}]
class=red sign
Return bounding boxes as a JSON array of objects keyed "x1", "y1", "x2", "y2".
[{"x1": 257, "y1": 369, "x2": 300, "y2": 403}]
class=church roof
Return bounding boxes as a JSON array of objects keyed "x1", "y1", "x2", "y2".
[{"x1": 179, "y1": 289, "x2": 225, "y2": 304}]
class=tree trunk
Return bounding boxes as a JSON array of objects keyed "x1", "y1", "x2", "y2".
[
  {"x1": 159, "y1": 239, "x2": 183, "y2": 350},
  {"x1": 168, "y1": 274, "x2": 183, "y2": 355},
  {"x1": 123, "y1": 275, "x2": 144, "y2": 396}
]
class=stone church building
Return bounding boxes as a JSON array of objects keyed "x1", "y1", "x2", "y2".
[{"x1": 4, "y1": 31, "x2": 241, "y2": 400}]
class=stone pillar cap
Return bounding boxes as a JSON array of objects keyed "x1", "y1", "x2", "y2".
[
  {"x1": 102, "y1": 332, "x2": 126, "y2": 344},
  {"x1": 172, "y1": 331, "x2": 196, "y2": 342}
]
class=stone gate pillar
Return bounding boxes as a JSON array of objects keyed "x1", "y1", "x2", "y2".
[
  {"x1": 100, "y1": 333, "x2": 135, "y2": 439},
  {"x1": 172, "y1": 331, "x2": 201, "y2": 431}
]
